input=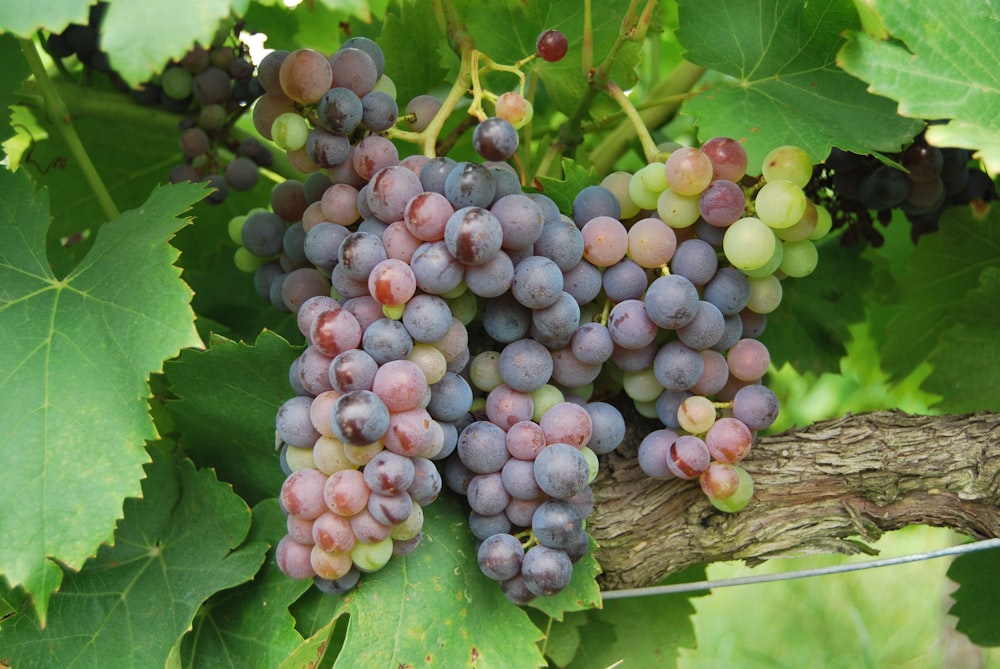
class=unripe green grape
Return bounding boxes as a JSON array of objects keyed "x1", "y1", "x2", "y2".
[
  {"x1": 774, "y1": 198, "x2": 818, "y2": 241},
  {"x1": 372, "y1": 74, "x2": 397, "y2": 99},
  {"x1": 746, "y1": 274, "x2": 783, "y2": 314},
  {"x1": 743, "y1": 234, "x2": 783, "y2": 278},
  {"x1": 581, "y1": 447, "x2": 599, "y2": 484},
  {"x1": 657, "y1": 188, "x2": 701, "y2": 228},
  {"x1": 469, "y1": 351, "x2": 503, "y2": 392},
  {"x1": 633, "y1": 397, "x2": 659, "y2": 420},
  {"x1": 754, "y1": 179, "x2": 807, "y2": 229},
  {"x1": 628, "y1": 162, "x2": 668, "y2": 210},
  {"x1": 350, "y1": 536, "x2": 394, "y2": 572},
  {"x1": 761, "y1": 145, "x2": 813, "y2": 188},
  {"x1": 808, "y1": 203, "x2": 833, "y2": 240},
  {"x1": 161, "y1": 66, "x2": 193, "y2": 100},
  {"x1": 531, "y1": 384, "x2": 565, "y2": 422},
  {"x1": 623, "y1": 368, "x2": 663, "y2": 403},
  {"x1": 446, "y1": 289, "x2": 478, "y2": 325},
  {"x1": 284, "y1": 445, "x2": 316, "y2": 470},
  {"x1": 779, "y1": 239, "x2": 819, "y2": 278},
  {"x1": 271, "y1": 112, "x2": 310, "y2": 151},
  {"x1": 390, "y1": 502, "x2": 423, "y2": 540},
  {"x1": 723, "y1": 217, "x2": 776, "y2": 271},
  {"x1": 408, "y1": 343, "x2": 448, "y2": 385},
  {"x1": 227, "y1": 214, "x2": 247, "y2": 245},
  {"x1": 564, "y1": 383, "x2": 593, "y2": 401},
  {"x1": 601, "y1": 171, "x2": 641, "y2": 219},
  {"x1": 234, "y1": 246, "x2": 268, "y2": 272}
]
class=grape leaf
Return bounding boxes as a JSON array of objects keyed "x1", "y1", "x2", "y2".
[
  {"x1": 0, "y1": 446, "x2": 267, "y2": 668},
  {"x1": 565, "y1": 591, "x2": 700, "y2": 669},
  {"x1": 947, "y1": 544, "x2": 1000, "y2": 647},
  {"x1": 0, "y1": 34, "x2": 30, "y2": 145},
  {"x1": 676, "y1": 0, "x2": 923, "y2": 172},
  {"x1": 165, "y1": 331, "x2": 302, "y2": 505},
  {"x1": 380, "y1": 1, "x2": 450, "y2": 110},
  {"x1": 528, "y1": 608, "x2": 586, "y2": 667},
  {"x1": 763, "y1": 239, "x2": 872, "y2": 374},
  {"x1": 179, "y1": 499, "x2": 315, "y2": 668},
  {"x1": 837, "y1": 0, "x2": 1000, "y2": 175},
  {"x1": 0, "y1": 0, "x2": 91, "y2": 36},
  {"x1": 100, "y1": 0, "x2": 250, "y2": 87},
  {"x1": 286, "y1": 493, "x2": 548, "y2": 668},
  {"x1": 0, "y1": 170, "x2": 204, "y2": 623},
  {"x1": 875, "y1": 206, "x2": 1000, "y2": 382},
  {"x1": 923, "y1": 266, "x2": 1000, "y2": 412}
]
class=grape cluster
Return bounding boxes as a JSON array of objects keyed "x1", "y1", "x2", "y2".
[
  {"x1": 816, "y1": 134, "x2": 996, "y2": 245},
  {"x1": 249, "y1": 31, "x2": 830, "y2": 603},
  {"x1": 153, "y1": 39, "x2": 271, "y2": 204},
  {"x1": 44, "y1": 3, "x2": 116, "y2": 77}
]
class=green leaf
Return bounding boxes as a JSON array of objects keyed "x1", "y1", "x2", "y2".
[
  {"x1": 923, "y1": 266, "x2": 1000, "y2": 412},
  {"x1": 837, "y1": 0, "x2": 1000, "y2": 174},
  {"x1": 292, "y1": 493, "x2": 548, "y2": 668},
  {"x1": 380, "y1": 1, "x2": 450, "y2": 109},
  {"x1": 876, "y1": 206, "x2": 1000, "y2": 382},
  {"x1": 528, "y1": 608, "x2": 586, "y2": 667},
  {"x1": 565, "y1": 591, "x2": 700, "y2": 669},
  {"x1": 0, "y1": 447, "x2": 267, "y2": 668},
  {"x1": 0, "y1": 170, "x2": 204, "y2": 623},
  {"x1": 454, "y1": 0, "x2": 643, "y2": 120},
  {"x1": 0, "y1": 34, "x2": 31, "y2": 145},
  {"x1": 762, "y1": 238, "x2": 872, "y2": 373},
  {"x1": 180, "y1": 499, "x2": 315, "y2": 668},
  {"x1": 676, "y1": 0, "x2": 923, "y2": 172},
  {"x1": 100, "y1": 0, "x2": 248, "y2": 87},
  {"x1": 0, "y1": 0, "x2": 91, "y2": 36},
  {"x1": 165, "y1": 331, "x2": 302, "y2": 505},
  {"x1": 948, "y1": 545, "x2": 1000, "y2": 647},
  {"x1": 533, "y1": 158, "x2": 600, "y2": 216}
]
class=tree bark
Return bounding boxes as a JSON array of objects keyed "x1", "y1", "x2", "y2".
[{"x1": 589, "y1": 409, "x2": 1000, "y2": 590}]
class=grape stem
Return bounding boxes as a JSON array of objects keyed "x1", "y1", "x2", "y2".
[
  {"x1": 18, "y1": 38, "x2": 120, "y2": 220},
  {"x1": 603, "y1": 80, "x2": 664, "y2": 164}
]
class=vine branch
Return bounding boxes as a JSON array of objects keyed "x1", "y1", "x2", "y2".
[
  {"x1": 590, "y1": 409, "x2": 1000, "y2": 590},
  {"x1": 18, "y1": 38, "x2": 120, "y2": 221}
]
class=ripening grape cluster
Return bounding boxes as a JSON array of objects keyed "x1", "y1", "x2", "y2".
[
  {"x1": 45, "y1": 9, "x2": 270, "y2": 204},
  {"x1": 818, "y1": 134, "x2": 996, "y2": 245},
  {"x1": 244, "y1": 32, "x2": 830, "y2": 604}
]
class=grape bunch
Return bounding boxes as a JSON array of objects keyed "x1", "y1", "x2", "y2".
[
  {"x1": 816, "y1": 132, "x2": 996, "y2": 245},
  {"x1": 153, "y1": 38, "x2": 272, "y2": 204},
  {"x1": 44, "y1": 3, "x2": 117, "y2": 77}
]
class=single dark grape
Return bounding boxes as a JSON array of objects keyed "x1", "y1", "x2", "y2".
[
  {"x1": 473, "y1": 117, "x2": 519, "y2": 162},
  {"x1": 535, "y1": 29, "x2": 568, "y2": 62}
]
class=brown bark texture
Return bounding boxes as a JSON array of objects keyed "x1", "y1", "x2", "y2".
[{"x1": 590, "y1": 409, "x2": 1000, "y2": 590}]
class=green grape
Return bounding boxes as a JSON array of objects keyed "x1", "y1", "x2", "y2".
[
  {"x1": 746, "y1": 274, "x2": 783, "y2": 313},
  {"x1": 808, "y1": 203, "x2": 833, "y2": 240},
  {"x1": 581, "y1": 446, "x2": 599, "y2": 484},
  {"x1": 754, "y1": 179, "x2": 807, "y2": 229},
  {"x1": 271, "y1": 112, "x2": 310, "y2": 151},
  {"x1": 350, "y1": 536, "x2": 394, "y2": 572},
  {"x1": 774, "y1": 198, "x2": 817, "y2": 241},
  {"x1": 530, "y1": 384, "x2": 565, "y2": 421},
  {"x1": 234, "y1": 246, "x2": 268, "y2": 272},
  {"x1": 677, "y1": 395, "x2": 717, "y2": 434},
  {"x1": 723, "y1": 216, "x2": 776, "y2": 271},
  {"x1": 657, "y1": 188, "x2": 701, "y2": 228},
  {"x1": 601, "y1": 171, "x2": 641, "y2": 219},
  {"x1": 761, "y1": 145, "x2": 813, "y2": 188},
  {"x1": 623, "y1": 368, "x2": 663, "y2": 403},
  {"x1": 779, "y1": 239, "x2": 819, "y2": 277},
  {"x1": 161, "y1": 66, "x2": 193, "y2": 100},
  {"x1": 372, "y1": 74, "x2": 397, "y2": 99},
  {"x1": 633, "y1": 397, "x2": 659, "y2": 420},
  {"x1": 227, "y1": 214, "x2": 247, "y2": 245},
  {"x1": 628, "y1": 162, "x2": 668, "y2": 210},
  {"x1": 446, "y1": 289, "x2": 478, "y2": 325},
  {"x1": 743, "y1": 233, "x2": 783, "y2": 278}
]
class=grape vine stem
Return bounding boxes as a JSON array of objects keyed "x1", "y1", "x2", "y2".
[
  {"x1": 590, "y1": 408, "x2": 1000, "y2": 590},
  {"x1": 18, "y1": 38, "x2": 120, "y2": 221}
]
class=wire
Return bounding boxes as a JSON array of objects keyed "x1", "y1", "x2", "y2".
[{"x1": 599, "y1": 537, "x2": 1000, "y2": 601}]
